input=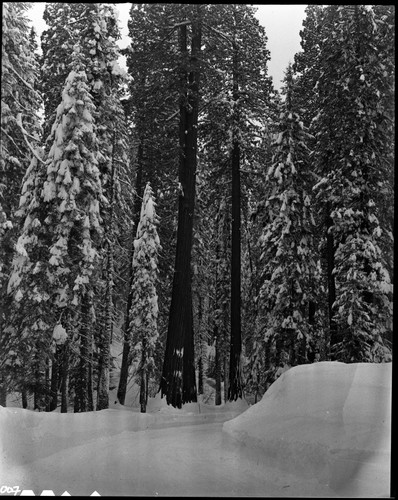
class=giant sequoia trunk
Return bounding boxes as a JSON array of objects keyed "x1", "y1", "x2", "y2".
[
  {"x1": 159, "y1": 14, "x2": 201, "y2": 408},
  {"x1": 228, "y1": 38, "x2": 243, "y2": 401}
]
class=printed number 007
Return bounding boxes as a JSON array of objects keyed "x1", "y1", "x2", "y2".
[{"x1": 0, "y1": 485, "x2": 22, "y2": 496}]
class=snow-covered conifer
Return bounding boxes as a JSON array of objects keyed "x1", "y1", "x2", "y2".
[
  {"x1": 313, "y1": 5, "x2": 393, "y2": 362},
  {"x1": 40, "y1": 3, "x2": 85, "y2": 139},
  {"x1": 1, "y1": 2, "x2": 43, "y2": 402},
  {"x1": 7, "y1": 48, "x2": 104, "y2": 410},
  {"x1": 129, "y1": 183, "x2": 161, "y2": 413},
  {"x1": 76, "y1": 3, "x2": 130, "y2": 410},
  {"x1": 292, "y1": 5, "x2": 324, "y2": 129},
  {"x1": 40, "y1": 3, "x2": 130, "y2": 411},
  {"x1": 258, "y1": 66, "x2": 323, "y2": 388},
  {"x1": 40, "y1": 49, "x2": 103, "y2": 309}
]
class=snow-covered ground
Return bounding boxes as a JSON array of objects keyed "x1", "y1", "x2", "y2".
[
  {"x1": 223, "y1": 361, "x2": 392, "y2": 497},
  {"x1": 0, "y1": 361, "x2": 391, "y2": 497}
]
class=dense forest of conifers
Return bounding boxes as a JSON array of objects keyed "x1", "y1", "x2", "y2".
[{"x1": 0, "y1": 4, "x2": 394, "y2": 412}]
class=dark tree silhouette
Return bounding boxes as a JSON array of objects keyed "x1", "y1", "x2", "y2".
[{"x1": 160, "y1": 10, "x2": 202, "y2": 408}]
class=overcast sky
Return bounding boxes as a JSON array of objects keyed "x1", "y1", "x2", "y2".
[{"x1": 27, "y1": 3, "x2": 307, "y2": 91}]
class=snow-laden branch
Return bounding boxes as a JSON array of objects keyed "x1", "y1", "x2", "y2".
[
  {"x1": 202, "y1": 22, "x2": 236, "y2": 47},
  {"x1": 167, "y1": 20, "x2": 192, "y2": 29},
  {"x1": 14, "y1": 114, "x2": 45, "y2": 164},
  {"x1": 15, "y1": 114, "x2": 40, "y2": 143},
  {"x1": 0, "y1": 127, "x2": 24, "y2": 156},
  {"x1": 9, "y1": 92, "x2": 41, "y2": 117},
  {"x1": 7, "y1": 64, "x2": 41, "y2": 100}
]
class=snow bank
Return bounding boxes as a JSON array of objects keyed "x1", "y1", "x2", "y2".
[
  {"x1": 0, "y1": 406, "x2": 155, "y2": 468},
  {"x1": 222, "y1": 361, "x2": 391, "y2": 497}
]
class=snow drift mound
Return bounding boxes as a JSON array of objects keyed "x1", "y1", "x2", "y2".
[{"x1": 222, "y1": 361, "x2": 391, "y2": 496}]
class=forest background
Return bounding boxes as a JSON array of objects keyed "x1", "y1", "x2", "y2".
[
  {"x1": 27, "y1": 3, "x2": 309, "y2": 92},
  {"x1": 0, "y1": 3, "x2": 394, "y2": 413}
]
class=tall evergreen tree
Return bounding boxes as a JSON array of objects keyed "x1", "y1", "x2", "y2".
[
  {"x1": 313, "y1": 5, "x2": 393, "y2": 361},
  {"x1": 197, "y1": 4, "x2": 272, "y2": 400},
  {"x1": 291, "y1": 5, "x2": 333, "y2": 361},
  {"x1": 160, "y1": 6, "x2": 202, "y2": 408},
  {"x1": 292, "y1": 5, "x2": 324, "y2": 128},
  {"x1": 229, "y1": 7, "x2": 243, "y2": 401},
  {"x1": 81, "y1": 3, "x2": 130, "y2": 411},
  {"x1": 121, "y1": 3, "x2": 271, "y2": 407},
  {"x1": 129, "y1": 183, "x2": 161, "y2": 413},
  {"x1": 41, "y1": 3, "x2": 84, "y2": 140},
  {"x1": 1, "y1": 1, "x2": 42, "y2": 404},
  {"x1": 41, "y1": 2, "x2": 130, "y2": 410},
  {"x1": 258, "y1": 66, "x2": 322, "y2": 387},
  {"x1": 8, "y1": 48, "x2": 104, "y2": 411},
  {"x1": 117, "y1": 3, "x2": 183, "y2": 406}
]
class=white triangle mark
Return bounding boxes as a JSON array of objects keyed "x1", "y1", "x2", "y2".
[{"x1": 20, "y1": 491, "x2": 36, "y2": 496}]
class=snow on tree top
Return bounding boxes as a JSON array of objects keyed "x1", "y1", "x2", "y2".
[{"x1": 52, "y1": 323, "x2": 68, "y2": 344}]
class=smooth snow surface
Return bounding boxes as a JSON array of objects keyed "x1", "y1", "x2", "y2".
[
  {"x1": 223, "y1": 361, "x2": 392, "y2": 497},
  {"x1": 0, "y1": 362, "x2": 391, "y2": 497}
]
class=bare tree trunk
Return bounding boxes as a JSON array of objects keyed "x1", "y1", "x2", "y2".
[
  {"x1": 87, "y1": 352, "x2": 94, "y2": 412},
  {"x1": 50, "y1": 348, "x2": 59, "y2": 411},
  {"x1": 223, "y1": 355, "x2": 229, "y2": 403},
  {"x1": 97, "y1": 133, "x2": 116, "y2": 410},
  {"x1": 33, "y1": 366, "x2": 41, "y2": 411},
  {"x1": 215, "y1": 324, "x2": 222, "y2": 405},
  {"x1": 198, "y1": 356, "x2": 204, "y2": 395},
  {"x1": 326, "y1": 205, "x2": 337, "y2": 358},
  {"x1": 74, "y1": 294, "x2": 92, "y2": 412},
  {"x1": 96, "y1": 243, "x2": 113, "y2": 410},
  {"x1": 21, "y1": 388, "x2": 27, "y2": 409},
  {"x1": 0, "y1": 320, "x2": 8, "y2": 406},
  {"x1": 196, "y1": 294, "x2": 204, "y2": 396},
  {"x1": 60, "y1": 343, "x2": 69, "y2": 413},
  {"x1": 228, "y1": 34, "x2": 242, "y2": 401},
  {"x1": 33, "y1": 364, "x2": 46, "y2": 411},
  {"x1": 139, "y1": 339, "x2": 148, "y2": 414},
  {"x1": 139, "y1": 372, "x2": 146, "y2": 413},
  {"x1": 0, "y1": 382, "x2": 6, "y2": 407},
  {"x1": 45, "y1": 359, "x2": 51, "y2": 411}
]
